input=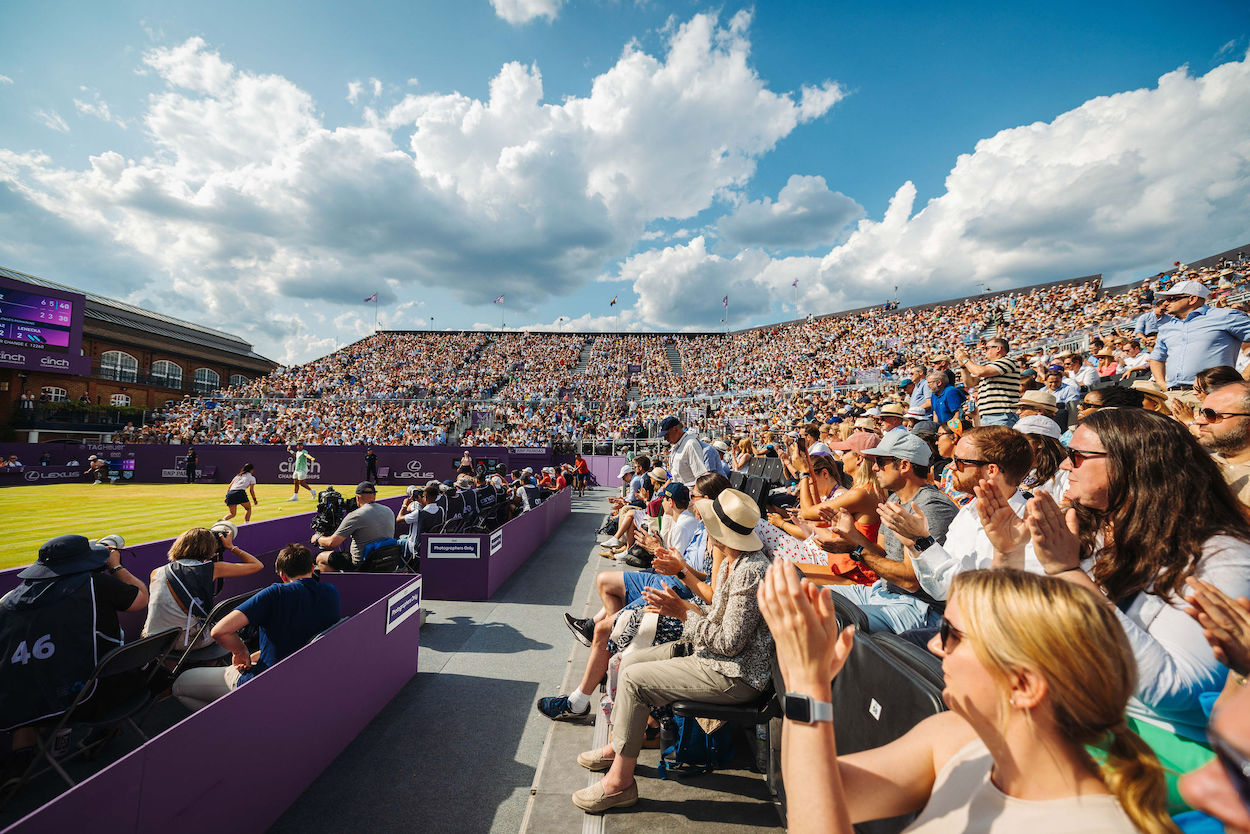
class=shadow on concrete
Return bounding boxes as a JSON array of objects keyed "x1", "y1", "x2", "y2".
[{"x1": 420, "y1": 616, "x2": 552, "y2": 654}]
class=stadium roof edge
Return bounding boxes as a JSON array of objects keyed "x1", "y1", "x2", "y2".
[{"x1": 0, "y1": 264, "x2": 276, "y2": 365}]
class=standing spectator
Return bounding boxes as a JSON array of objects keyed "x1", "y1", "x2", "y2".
[
  {"x1": 1150, "y1": 280, "x2": 1250, "y2": 391},
  {"x1": 953, "y1": 338, "x2": 1021, "y2": 427},
  {"x1": 660, "y1": 415, "x2": 708, "y2": 488}
]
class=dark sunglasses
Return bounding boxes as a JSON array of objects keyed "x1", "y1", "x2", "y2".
[
  {"x1": 1079, "y1": 400, "x2": 1103, "y2": 409},
  {"x1": 1208, "y1": 726, "x2": 1250, "y2": 816},
  {"x1": 1065, "y1": 447, "x2": 1109, "y2": 466},
  {"x1": 938, "y1": 617, "x2": 965, "y2": 652},
  {"x1": 951, "y1": 456, "x2": 991, "y2": 471},
  {"x1": 1198, "y1": 408, "x2": 1250, "y2": 423}
]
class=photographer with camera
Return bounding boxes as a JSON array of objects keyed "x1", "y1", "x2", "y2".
[
  {"x1": 141, "y1": 525, "x2": 263, "y2": 651},
  {"x1": 313, "y1": 482, "x2": 397, "y2": 573},
  {"x1": 1, "y1": 535, "x2": 148, "y2": 777},
  {"x1": 172, "y1": 544, "x2": 339, "y2": 712}
]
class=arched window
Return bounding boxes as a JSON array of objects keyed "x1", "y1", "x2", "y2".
[
  {"x1": 110, "y1": 393, "x2": 131, "y2": 407},
  {"x1": 41, "y1": 386, "x2": 67, "y2": 402},
  {"x1": 100, "y1": 351, "x2": 138, "y2": 383},
  {"x1": 193, "y1": 368, "x2": 221, "y2": 394},
  {"x1": 229, "y1": 374, "x2": 248, "y2": 388},
  {"x1": 151, "y1": 360, "x2": 183, "y2": 389}
]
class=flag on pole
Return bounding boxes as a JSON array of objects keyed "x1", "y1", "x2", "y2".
[
  {"x1": 791, "y1": 278, "x2": 798, "y2": 288},
  {"x1": 494, "y1": 294, "x2": 505, "y2": 304},
  {"x1": 722, "y1": 295, "x2": 728, "y2": 308},
  {"x1": 363, "y1": 293, "x2": 378, "y2": 303},
  {"x1": 609, "y1": 296, "x2": 617, "y2": 307}
]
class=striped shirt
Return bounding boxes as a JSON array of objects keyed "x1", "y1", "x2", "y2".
[{"x1": 976, "y1": 358, "x2": 1021, "y2": 416}]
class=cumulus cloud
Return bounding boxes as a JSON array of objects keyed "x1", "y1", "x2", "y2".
[
  {"x1": 802, "y1": 53, "x2": 1250, "y2": 312},
  {"x1": 34, "y1": 109, "x2": 69, "y2": 132},
  {"x1": 490, "y1": 0, "x2": 566, "y2": 25},
  {"x1": 718, "y1": 174, "x2": 863, "y2": 250},
  {"x1": 0, "y1": 75, "x2": 13, "y2": 86},
  {"x1": 0, "y1": 14, "x2": 839, "y2": 362}
]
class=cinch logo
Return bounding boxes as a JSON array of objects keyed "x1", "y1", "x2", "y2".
[
  {"x1": 40, "y1": 356, "x2": 70, "y2": 368},
  {"x1": 0, "y1": 351, "x2": 26, "y2": 364},
  {"x1": 278, "y1": 457, "x2": 321, "y2": 481},
  {"x1": 395, "y1": 459, "x2": 436, "y2": 480}
]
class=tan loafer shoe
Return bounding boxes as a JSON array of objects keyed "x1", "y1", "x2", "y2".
[
  {"x1": 572, "y1": 781, "x2": 637, "y2": 813},
  {"x1": 576, "y1": 749, "x2": 615, "y2": 771}
]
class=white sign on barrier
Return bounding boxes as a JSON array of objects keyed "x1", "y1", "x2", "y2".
[
  {"x1": 427, "y1": 537, "x2": 480, "y2": 559},
  {"x1": 385, "y1": 577, "x2": 423, "y2": 634},
  {"x1": 490, "y1": 528, "x2": 503, "y2": 555}
]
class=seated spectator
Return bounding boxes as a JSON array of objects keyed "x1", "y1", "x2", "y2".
[
  {"x1": 1015, "y1": 389, "x2": 1058, "y2": 422},
  {"x1": 173, "y1": 544, "x2": 340, "y2": 711},
  {"x1": 1195, "y1": 380, "x2": 1250, "y2": 504},
  {"x1": 1014, "y1": 415, "x2": 1069, "y2": 502},
  {"x1": 733, "y1": 438, "x2": 756, "y2": 473},
  {"x1": 1019, "y1": 408, "x2": 1250, "y2": 807},
  {"x1": 141, "y1": 526, "x2": 262, "y2": 651},
  {"x1": 760, "y1": 566, "x2": 1172, "y2": 833},
  {"x1": 569, "y1": 489, "x2": 773, "y2": 813},
  {"x1": 313, "y1": 482, "x2": 398, "y2": 573},
  {"x1": 0, "y1": 535, "x2": 149, "y2": 772}
]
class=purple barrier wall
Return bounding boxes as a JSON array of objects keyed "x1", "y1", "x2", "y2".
[
  {"x1": 0, "y1": 442, "x2": 557, "y2": 486},
  {"x1": 585, "y1": 455, "x2": 629, "y2": 490},
  {"x1": 419, "y1": 489, "x2": 571, "y2": 600},
  {"x1": 2, "y1": 575, "x2": 422, "y2": 834}
]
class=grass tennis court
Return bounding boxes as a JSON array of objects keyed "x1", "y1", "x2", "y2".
[{"x1": 0, "y1": 482, "x2": 407, "y2": 570}]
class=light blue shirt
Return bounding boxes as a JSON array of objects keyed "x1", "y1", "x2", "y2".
[
  {"x1": 1150, "y1": 305, "x2": 1250, "y2": 387},
  {"x1": 1048, "y1": 382, "x2": 1082, "y2": 405},
  {"x1": 908, "y1": 379, "x2": 932, "y2": 416}
]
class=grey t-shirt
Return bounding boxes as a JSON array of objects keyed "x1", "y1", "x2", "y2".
[
  {"x1": 332, "y1": 501, "x2": 397, "y2": 564},
  {"x1": 882, "y1": 485, "x2": 959, "y2": 563}
]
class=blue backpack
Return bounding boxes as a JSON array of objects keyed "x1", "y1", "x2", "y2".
[{"x1": 657, "y1": 714, "x2": 736, "y2": 779}]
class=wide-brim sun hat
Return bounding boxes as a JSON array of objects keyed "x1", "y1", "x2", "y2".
[
  {"x1": 19, "y1": 534, "x2": 110, "y2": 580},
  {"x1": 694, "y1": 489, "x2": 762, "y2": 551}
]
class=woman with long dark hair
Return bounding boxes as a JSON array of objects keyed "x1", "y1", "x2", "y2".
[{"x1": 1021, "y1": 408, "x2": 1250, "y2": 807}]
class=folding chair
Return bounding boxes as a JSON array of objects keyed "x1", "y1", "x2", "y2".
[
  {"x1": 167, "y1": 590, "x2": 261, "y2": 678},
  {"x1": 1, "y1": 628, "x2": 181, "y2": 807},
  {"x1": 727, "y1": 470, "x2": 746, "y2": 490}
]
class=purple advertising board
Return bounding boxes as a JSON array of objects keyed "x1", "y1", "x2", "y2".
[
  {"x1": 0, "y1": 274, "x2": 91, "y2": 376},
  {"x1": 0, "y1": 443, "x2": 557, "y2": 486}
]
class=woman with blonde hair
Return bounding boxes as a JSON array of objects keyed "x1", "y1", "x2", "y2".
[
  {"x1": 761, "y1": 566, "x2": 1177, "y2": 834},
  {"x1": 733, "y1": 436, "x2": 756, "y2": 473}
]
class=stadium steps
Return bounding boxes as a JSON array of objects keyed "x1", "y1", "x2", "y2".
[
  {"x1": 663, "y1": 340, "x2": 683, "y2": 376},
  {"x1": 576, "y1": 337, "x2": 596, "y2": 373}
]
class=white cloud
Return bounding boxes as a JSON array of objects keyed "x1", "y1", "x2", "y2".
[
  {"x1": 73, "y1": 88, "x2": 127, "y2": 128},
  {"x1": 346, "y1": 80, "x2": 363, "y2": 104},
  {"x1": 0, "y1": 75, "x2": 13, "y2": 86},
  {"x1": 718, "y1": 174, "x2": 863, "y2": 250},
  {"x1": 802, "y1": 53, "x2": 1250, "y2": 312},
  {"x1": 34, "y1": 109, "x2": 69, "y2": 132},
  {"x1": 0, "y1": 14, "x2": 838, "y2": 363},
  {"x1": 490, "y1": 0, "x2": 566, "y2": 25}
]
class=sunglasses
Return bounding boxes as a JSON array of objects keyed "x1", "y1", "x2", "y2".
[
  {"x1": 1065, "y1": 447, "x2": 1109, "y2": 466},
  {"x1": 951, "y1": 456, "x2": 991, "y2": 471},
  {"x1": 1198, "y1": 408, "x2": 1250, "y2": 423},
  {"x1": 1079, "y1": 400, "x2": 1102, "y2": 409},
  {"x1": 1208, "y1": 726, "x2": 1250, "y2": 817},
  {"x1": 938, "y1": 617, "x2": 965, "y2": 652}
]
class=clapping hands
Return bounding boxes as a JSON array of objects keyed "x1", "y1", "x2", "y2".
[
  {"x1": 758, "y1": 559, "x2": 854, "y2": 691},
  {"x1": 1186, "y1": 578, "x2": 1250, "y2": 677}
]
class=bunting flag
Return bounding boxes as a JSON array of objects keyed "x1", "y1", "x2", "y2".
[
  {"x1": 722, "y1": 295, "x2": 729, "y2": 307},
  {"x1": 609, "y1": 296, "x2": 618, "y2": 307},
  {"x1": 363, "y1": 293, "x2": 378, "y2": 303},
  {"x1": 494, "y1": 294, "x2": 505, "y2": 304}
]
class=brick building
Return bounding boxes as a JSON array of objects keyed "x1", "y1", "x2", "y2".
[{"x1": 1, "y1": 265, "x2": 277, "y2": 441}]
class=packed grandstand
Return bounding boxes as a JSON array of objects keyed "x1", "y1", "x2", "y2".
[{"x1": 114, "y1": 246, "x2": 1250, "y2": 451}]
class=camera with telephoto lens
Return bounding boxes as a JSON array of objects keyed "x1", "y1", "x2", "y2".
[
  {"x1": 209, "y1": 521, "x2": 238, "y2": 559},
  {"x1": 311, "y1": 486, "x2": 354, "y2": 536},
  {"x1": 95, "y1": 534, "x2": 125, "y2": 550}
]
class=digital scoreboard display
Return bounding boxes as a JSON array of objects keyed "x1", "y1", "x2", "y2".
[{"x1": 0, "y1": 288, "x2": 75, "y2": 352}]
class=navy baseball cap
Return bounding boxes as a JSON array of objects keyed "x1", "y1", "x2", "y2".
[
  {"x1": 659, "y1": 415, "x2": 682, "y2": 433},
  {"x1": 659, "y1": 482, "x2": 690, "y2": 503}
]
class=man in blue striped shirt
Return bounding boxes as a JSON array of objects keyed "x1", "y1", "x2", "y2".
[{"x1": 1150, "y1": 281, "x2": 1250, "y2": 390}]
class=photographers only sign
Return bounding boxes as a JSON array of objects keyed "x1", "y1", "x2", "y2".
[{"x1": 426, "y1": 537, "x2": 481, "y2": 559}]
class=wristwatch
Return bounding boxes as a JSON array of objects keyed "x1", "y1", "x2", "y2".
[
  {"x1": 783, "y1": 692, "x2": 833, "y2": 724},
  {"x1": 676, "y1": 568, "x2": 687, "y2": 580},
  {"x1": 108, "y1": 564, "x2": 124, "y2": 574},
  {"x1": 913, "y1": 535, "x2": 936, "y2": 552},
  {"x1": 849, "y1": 545, "x2": 866, "y2": 562}
]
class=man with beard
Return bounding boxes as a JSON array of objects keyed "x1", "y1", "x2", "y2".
[{"x1": 1195, "y1": 380, "x2": 1250, "y2": 505}]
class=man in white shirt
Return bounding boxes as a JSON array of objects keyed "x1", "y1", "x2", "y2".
[
  {"x1": 1118, "y1": 340, "x2": 1151, "y2": 377},
  {"x1": 1061, "y1": 352, "x2": 1099, "y2": 390},
  {"x1": 660, "y1": 415, "x2": 708, "y2": 488},
  {"x1": 877, "y1": 425, "x2": 1038, "y2": 602}
]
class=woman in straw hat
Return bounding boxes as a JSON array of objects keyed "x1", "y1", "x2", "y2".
[{"x1": 571, "y1": 488, "x2": 774, "y2": 813}]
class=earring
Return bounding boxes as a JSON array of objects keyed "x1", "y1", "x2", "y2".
[{"x1": 1009, "y1": 697, "x2": 1016, "y2": 706}]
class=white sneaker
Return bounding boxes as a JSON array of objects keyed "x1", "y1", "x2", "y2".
[
  {"x1": 286, "y1": 495, "x2": 299, "y2": 502},
  {"x1": 601, "y1": 537, "x2": 621, "y2": 548},
  {"x1": 313, "y1": 490, "x2": 319, "y2": 502}
]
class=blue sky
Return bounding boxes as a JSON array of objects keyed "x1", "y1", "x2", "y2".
[{"x1": 0, "y1": 1, "x2": 1247, "y2": 362}]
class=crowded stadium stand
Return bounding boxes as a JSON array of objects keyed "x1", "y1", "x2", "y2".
[{"x1": 4, "y1": 242, "x2": 1250, "y2": 833}]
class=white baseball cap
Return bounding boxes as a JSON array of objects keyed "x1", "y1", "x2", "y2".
[{"x1": 1159, "y1": 279, "x2": 1210, "y2": 299}]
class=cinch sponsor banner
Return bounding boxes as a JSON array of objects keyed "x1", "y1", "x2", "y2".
[
  {"x1": 427, "y1": 537, "x2": 480, "y2": 559},
  {"x1": 385, "y1": 577, "x2": 422, "y2": 634},
  {"x1": 490, "y1": 528, "x2": 503, "y2": 555}
]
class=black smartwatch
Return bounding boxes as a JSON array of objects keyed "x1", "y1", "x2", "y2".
[
  {"x1": 676, "y1": 568, "x2": 688, "y2": 580},
  {"x1": 783, "y1": 693, "x2": 833, "y2": 724},
  {"x1": 913, "y1": 535, "x2": 936, "y2": 552},
  {"x1": 849, "y1": 545, "x2": 866, "y2": 562}
]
